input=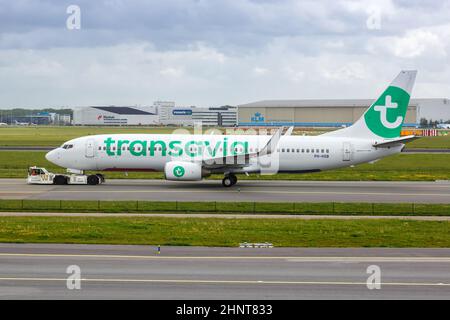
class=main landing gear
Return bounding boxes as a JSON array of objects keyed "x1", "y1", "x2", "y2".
[{"x1": 222, "y1": 173, "x2": 237, "y2": 187}]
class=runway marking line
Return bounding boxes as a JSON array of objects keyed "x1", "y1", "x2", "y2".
[
  {"x1": 1, "y1": 253, "x2": 450, "y2": 262},
  {"x1": 0, "y1": 277, "x2": 448, "y2": 287},
  {"x1": 1, "y1": 180, "x2": 450, "y2": 188},
  {"x1": 1, "y1": 189, "x2": 450, "y2": 197}
]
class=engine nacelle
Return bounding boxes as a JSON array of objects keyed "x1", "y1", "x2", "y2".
[{"x1": 164, "y1": 161, "x2": 208, "y2": 181}]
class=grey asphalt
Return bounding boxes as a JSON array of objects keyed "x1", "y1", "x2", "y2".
[
  {"x1": 0, "y1": 146, "x2": 53, "y2": 151},
  {"x1": 402, "y1": 148, "x2": 450, "y2": 153},
  {"x1": 2, "y1": 179, "x2": 450, "y2": 203},
  {"x1": 0, "y1": 244, "x2": 449, "y2": 299}
]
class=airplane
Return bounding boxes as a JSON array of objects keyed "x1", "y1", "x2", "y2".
[
  {"x1": 45, "y1": 70, "x2": 418, "y2": 187},
  {"x1": 437, "y1": 123, "x2": 450, "y2": 129},
  {"x1": 14, "y1": 120, "x2": 30, "y2": 126}
]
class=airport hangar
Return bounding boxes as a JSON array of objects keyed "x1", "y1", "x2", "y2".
[
  {"x1": 237, "y1": 98, "x2": 450, "y2": 127},
  {"x1": 73, "y1": 106, "x2": 159, "y2": 126}
]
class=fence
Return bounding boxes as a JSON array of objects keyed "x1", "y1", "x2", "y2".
[{"x1": 0, "y1": 199, "x2": 450, "y2": 215}]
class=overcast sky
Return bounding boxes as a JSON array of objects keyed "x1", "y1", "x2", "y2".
[{"x1": 0, "y1": 0, "x2": 449, "y2": 108}]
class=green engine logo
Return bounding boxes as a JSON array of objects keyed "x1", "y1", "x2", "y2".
[{"x1": 173, "y1": 166, "x2": 185, "y2": 178}]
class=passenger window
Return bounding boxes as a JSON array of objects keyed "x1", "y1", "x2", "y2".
[
  {"x1": 321, "y1": 149, "x2": 324, "y2": 153},
  {"x1": 282, "y1": 149, "x2": 285, "y2": 152},
  {"x1": 311, "y1": 149, "x2": 314, "y2": 153},
  {"x1": 306, "y1": 149, "x2": 309, "y2": 153},
  {"x1": 326, "y1": 149, "x2": 329, "y2": 153}
]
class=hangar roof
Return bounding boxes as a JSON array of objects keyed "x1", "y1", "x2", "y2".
[
  {"x1": 92, "y1": 106, "x2": 156, "y2": 115},
  {"x1": 237, "y1": 99, "x2": 428, "y2": 108}
]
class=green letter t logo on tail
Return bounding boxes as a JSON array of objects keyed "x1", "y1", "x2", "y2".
[
  {"x1": 364, "y1": 86, "x2": 410, "y2": 138},
  {"x1": 363, "y1": 71, "x2": 416, "y2": 139}
]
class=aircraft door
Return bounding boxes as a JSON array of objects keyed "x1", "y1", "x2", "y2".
[
  {"x1": 343, "y1": 142, "x2": 352, "y2": 161},
  {"x1": 85, "y1": 139, "x2": 95, "y2": 158}
]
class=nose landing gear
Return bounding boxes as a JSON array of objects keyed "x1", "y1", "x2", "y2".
[{"x1": 222, "y1": 173, "x2": 237, "y2": 187}]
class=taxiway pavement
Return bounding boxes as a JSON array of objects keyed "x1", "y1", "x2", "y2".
[
  {"x1": 0, "y1": 244, "x2": 449, "y2": 299},
  {"x1": 1, "y1": 179, "x2": 450, "y2": 203}
]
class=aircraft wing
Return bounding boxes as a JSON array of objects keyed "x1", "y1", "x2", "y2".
[
  {"x1": 202, "y1": 127, "x2": 283, "y2": 170},
  {"x1": 373, "y1": 135, "x2": 419, "y2": 148}
]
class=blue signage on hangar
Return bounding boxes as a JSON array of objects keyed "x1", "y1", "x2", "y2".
[{"x1": 172, "y1": 109, "x2": 192, "y2": 116}]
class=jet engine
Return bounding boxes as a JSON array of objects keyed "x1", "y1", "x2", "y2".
[{"x1": 164, "y1": 161, "x2": 209, "y2": 181}]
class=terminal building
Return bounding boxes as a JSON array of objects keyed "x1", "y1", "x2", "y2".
[
  {"x1": 237, "y1": 98, "x2": 450, "y2": 127},
  {"x1": 192, "y1": 106, "x2": 237, "y2": 127},
  {"x1": 159, "y1": 105, "x2": 237, "y2": 127},
  {"x1": 72, "y1": 104, "x2": 237, "y2": 127}
]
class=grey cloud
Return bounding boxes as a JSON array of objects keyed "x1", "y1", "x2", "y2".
[
  {"x1": 1, "y1": 0, "x2": 450, "y2": 108},
  {"x1": 5, "y1": 0, "x2": 449, "y2": 52}
]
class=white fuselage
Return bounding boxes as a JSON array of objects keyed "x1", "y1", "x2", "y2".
[{"x1": 45, "y1": 134, "x2": 402, "y2": 175}]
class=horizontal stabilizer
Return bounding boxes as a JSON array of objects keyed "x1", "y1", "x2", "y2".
[{"x1": 373, "y1": 135, "x2": 419, "y2": 148}]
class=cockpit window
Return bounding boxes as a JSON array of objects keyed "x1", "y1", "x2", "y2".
[{"x1": 62, "y1": 144, "x2": 74, "y2": 149}]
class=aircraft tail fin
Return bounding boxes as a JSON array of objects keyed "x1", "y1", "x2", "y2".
[{"x1": 323, "y1": 70, "x2": 417, "y2": 139}]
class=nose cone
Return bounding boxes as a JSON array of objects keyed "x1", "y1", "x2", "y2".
[{"x1": 45, "y1": 149, "x2": 58, "y2": 164}]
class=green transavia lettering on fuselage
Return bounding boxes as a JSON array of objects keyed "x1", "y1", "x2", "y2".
[{"x1": 103, "y1": 137, "x2": 249, "y2": 158}]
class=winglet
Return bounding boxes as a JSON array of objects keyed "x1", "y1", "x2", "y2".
[
  {"x1": 258, "y1": 127, "x2": 283, "y2": 156},
  {"x1": 284, "y1": 126, "x2": 294, "y2": 136}
]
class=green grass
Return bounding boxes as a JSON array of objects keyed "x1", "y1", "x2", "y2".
[
  {"x1": 1, "y1": 151, "x2": 450, "y2": 181},
  {"x1": 1, "y1": 199, "x2": 450, "y2": 216},
  {"x1": 0, "y1": 216, "x2": 448, "y2": 247},
  {"x1": 407, "y1": 135, "x2": 450, "y2": 149},
  {"x1": 0, "y1": 126, "x2": 196, "y2": 146}
]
